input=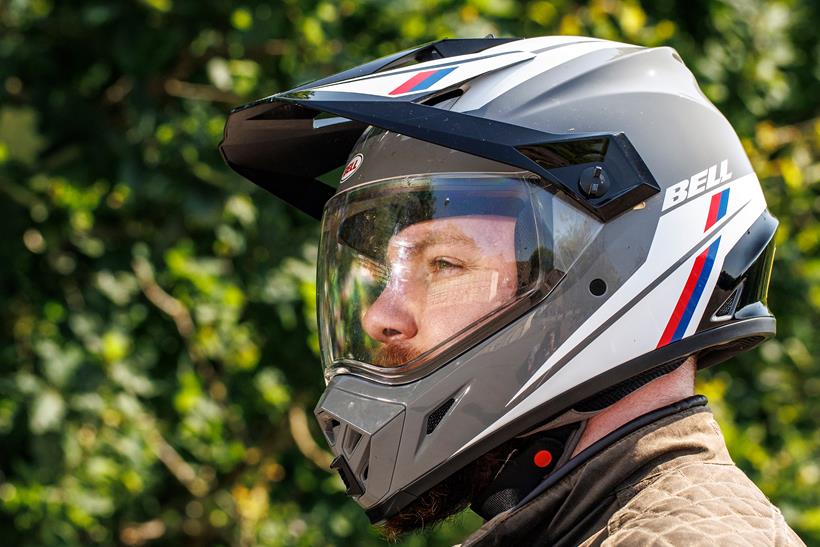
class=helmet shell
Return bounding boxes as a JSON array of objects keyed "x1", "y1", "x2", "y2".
[{"x1": 221, "y1": 36, "x2": 777, "y2": 521}]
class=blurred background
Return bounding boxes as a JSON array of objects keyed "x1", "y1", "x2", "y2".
[{"x1": 0, "y1": 0, "x2": 817, "y2": 545}]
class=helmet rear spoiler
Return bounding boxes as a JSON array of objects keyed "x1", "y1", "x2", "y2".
[{"x1": 219, "y1": 37, "x2": 660, "y2": 221}]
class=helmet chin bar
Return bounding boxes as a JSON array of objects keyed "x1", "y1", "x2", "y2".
[
  {"x1": 319, "y1": 353, "x2": 687, "y2": 523},
  {"x1": 314, "y1": 386, "x2": 406, "y2": 508}
]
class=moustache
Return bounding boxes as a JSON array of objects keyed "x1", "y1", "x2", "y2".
[{"x1": 373, "y1": 343, "x2": 423, "y2": 368}]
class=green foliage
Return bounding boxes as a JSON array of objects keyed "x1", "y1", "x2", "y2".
[{"x1": 0, "y1": 0, "x2": 817, "y2": 545}]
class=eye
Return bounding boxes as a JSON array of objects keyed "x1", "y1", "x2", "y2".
[{"x1": 431, "y1": 257, "x2": 464, "y2": 273}]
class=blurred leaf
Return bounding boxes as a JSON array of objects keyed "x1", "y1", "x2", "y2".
[
  {"x1": 30, "y1": 390, "x2": 65, "y2": 434},
  {"x1": 0, "y1": 107, "x2": 46, "y2": 166}
]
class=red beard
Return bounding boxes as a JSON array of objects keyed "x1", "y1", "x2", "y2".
[
  {"x1": 378, "y1": 443, "x2": 512, "y2": 540},
  {"x1": 373, "y1": 343, "x2": 421, "y2": 368}
]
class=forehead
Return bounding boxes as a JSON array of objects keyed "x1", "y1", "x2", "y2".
[{"x1": 389, "y1": 215, "x2": 517, "y2": 250}]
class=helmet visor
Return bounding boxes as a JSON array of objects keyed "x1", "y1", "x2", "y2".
[{"x1": 318, "y1": 173, "x2": 599, "y2": 382}]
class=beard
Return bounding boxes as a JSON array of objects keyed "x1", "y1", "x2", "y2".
[
  {"x1": 378, "y1": 437, "x2": 513, "y2": 541},
  {"x1": 379, "y1": 428, "x2": 514, "y2": 541}
]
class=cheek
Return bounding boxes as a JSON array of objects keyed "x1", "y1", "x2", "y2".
[
  {"x1": 416, "y1": 305, "x2": 482, "y2": 344},
  {"x1": 414, "y1": 261, "x2": 520, "y2": 344},
  {"x1": 424, "y1": 270, "x2": 505, "y2": 307},
  {"x1": 425, "y1": 301, "x2": 500, "y2": 340}
]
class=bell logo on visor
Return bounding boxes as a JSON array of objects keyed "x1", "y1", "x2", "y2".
[{"x1": 341, "y1": 154, "x2": 364, "y2": 182}]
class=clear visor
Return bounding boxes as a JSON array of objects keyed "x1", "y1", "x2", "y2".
[{"x1": 318, "y1": 173, "x2": 601, "y2": 381}]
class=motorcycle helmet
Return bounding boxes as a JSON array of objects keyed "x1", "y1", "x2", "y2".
[{"x1": 220, "y1": 36, "x2": 777, "y2": 522}]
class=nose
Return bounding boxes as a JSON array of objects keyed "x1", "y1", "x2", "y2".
[{"x1": 362, "y1": 282, "x2": 419, "y2": 343}]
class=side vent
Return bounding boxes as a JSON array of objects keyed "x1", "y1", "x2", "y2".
[
  {"x1": 714, "y1": 285, "x2": 742, "y2": 319},
  {"x1": 426, "y1": 398, "x2": 456, "y2": 435}
]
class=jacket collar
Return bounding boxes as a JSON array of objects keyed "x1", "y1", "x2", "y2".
[{"x1": 463, "y1": 395, "x2": 730, "y2": 546}]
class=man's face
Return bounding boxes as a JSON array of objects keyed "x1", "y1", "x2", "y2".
[{"x1": 361, "y1": 214, "x2": 519, "y2": 367}]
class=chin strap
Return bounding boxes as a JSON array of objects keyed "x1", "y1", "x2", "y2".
[{"x1": 471, "y1": 422, "x2": 585, "y2": 521}]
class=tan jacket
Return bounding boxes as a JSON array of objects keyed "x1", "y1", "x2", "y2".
[{"x1": 463, "y1": 402, "x2": 804, "y2": 546}]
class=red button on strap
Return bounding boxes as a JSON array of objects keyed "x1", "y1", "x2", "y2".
[{"x1": 533, "y1": 449, "x2": 553, "y2": 468}]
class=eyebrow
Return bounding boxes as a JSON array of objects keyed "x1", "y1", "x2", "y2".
[{"x1": 389, "y1": 230, "x2": 477, "y2": 257}]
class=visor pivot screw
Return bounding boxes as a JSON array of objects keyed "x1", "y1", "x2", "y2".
[{"x1": 579, "y1": 165, "x2": 610, "y2": 198}]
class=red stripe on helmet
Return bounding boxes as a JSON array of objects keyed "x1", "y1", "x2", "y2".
[
  {"x1": 704, "y1": 191, "x2": 722, "y2": 230},
  {"x1": 657, "y1": 245, "x2": 710, "y2": 348},
  {"x1": 389, "y1": 70, "x2": 438, "y2": 95}
]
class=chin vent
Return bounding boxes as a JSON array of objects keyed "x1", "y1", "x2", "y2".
[
  {"x1": 318, "y1": 415, "x2": 341, "y2": 446},
  {"x1": 426, "y1": 398, "x2": 455, "y2": 435},
  {"x1": 343, "y1": 428, "x2": 363, "y2": 456}
]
